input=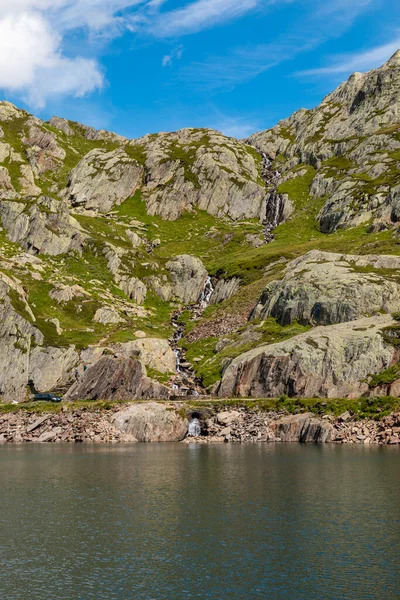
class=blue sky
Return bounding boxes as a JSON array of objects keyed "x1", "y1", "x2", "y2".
[{"x1": 0, "y1": 0, "x2": 399, "y2": 138}]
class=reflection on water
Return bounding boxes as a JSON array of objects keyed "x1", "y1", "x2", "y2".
[{"x1": 0, "y1": 443, "x2": 399, "y2": 599}]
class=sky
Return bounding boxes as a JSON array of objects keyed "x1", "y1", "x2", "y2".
[{"x1": 0, "y1": 0, "x2": 399, "y2": 139}]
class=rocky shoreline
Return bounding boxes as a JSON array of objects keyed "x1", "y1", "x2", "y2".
[{"x1": 1, "y1": 402, "x2": 400, "y2": 445}]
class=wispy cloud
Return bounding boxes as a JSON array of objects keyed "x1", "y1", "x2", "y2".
[
  {"x1": 152, "y1": 0, "x2": 264, "y2": 38},
  {"x1": 179, "y1": 40, "x2": 314, "y2": 90},
  {"x1": 162, "y1": 45, "x2": 183, "y2": 67},
  {"x1": 177, "y1": 0, "x2": 376, "y2": 90},
  {"x1": 297, "y1": 38, "x2": 400, "y2": 76}
]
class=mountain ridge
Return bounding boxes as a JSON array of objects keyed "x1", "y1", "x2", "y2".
[{"x1": 0, "y1": 51, "x2": 400, "y2": 403}]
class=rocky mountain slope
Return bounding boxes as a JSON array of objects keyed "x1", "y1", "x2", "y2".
[{"x1": 1, "y1": 52, "x2": 400, "y2": 403}]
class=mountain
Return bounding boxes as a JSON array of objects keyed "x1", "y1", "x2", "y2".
[{"x1": 1, "y1": 51, "x2": 400, "y2": 403}]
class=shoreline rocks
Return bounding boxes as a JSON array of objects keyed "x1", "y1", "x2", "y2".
[{"x1": 1, "y1": 403, "x2": 400, "y2": 445}]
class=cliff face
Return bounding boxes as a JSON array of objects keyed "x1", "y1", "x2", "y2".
[
  {"x1": 247, "y1": 50, "x2": 400, "y2": 234},
  {"x1": 1, "y1": 52, "x2": 400, "y2": 402}
]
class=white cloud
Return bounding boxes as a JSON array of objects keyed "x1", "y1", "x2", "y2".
[
  {"x1": 162, "y1": 45, "x2": 183, "y2": 67},
  {"x1": 297, "y1": 38, "x2": 400, "y2": 76},
  {"x1": 0, "y1": 10, "x2": 103, "y2": 108},
  {"x1": 0, "y1": 0, "x2": 272, "y2": 107}
]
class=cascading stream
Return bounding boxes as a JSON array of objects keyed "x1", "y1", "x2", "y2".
[
  {"x1": 169, "y1": 276, "x2": 214, "y2": 396},
  {"x1": 260, "y1": 152, "x2": 282, "y2": 242}
]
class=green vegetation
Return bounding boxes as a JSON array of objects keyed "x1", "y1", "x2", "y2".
[
  {"x1": 2, "y1": 395, "x2": 399, "y2": 421},
  {"x1": 146, "y1": 367, "x2": 173, "y2": 384},
  {"x1": 115, "y1": 191, "x2": 264, "y2": 269},
  {"x1": 369, "y1": 364, "x2": 400, "y2": 388},
  {"x1": 187, "y1": 395, "x2": 400, "y2": 420},
  {"x1": 382, "y1": 323, "x2": 400, "y2": 347},
  {"x1": 124, "y1": 143, "x2": 147, "y2": 165},
  {"x1": 8, "y1": 288, "x2": 34, "y2": 323},
  {"x1": 0, "y1": 399, "x2": 123, "y2": 414},
  {"x1": 75, "y1": 214, "x2": 132, "y2": 249},
  {"x1": 278, "y1": 126, "x2": 295, "y2": 143}
]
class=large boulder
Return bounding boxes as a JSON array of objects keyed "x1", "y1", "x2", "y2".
[
  {"x1": 29, "y1": 346, "x2": 80, "y2": 392},
  {"x1": 219, "y1": 315, "x2": 395, "y2": 399},
  {"x1": 23, "y1": 123, "x2": 66, "y2": 174},
  {"x1": 64, "y1": 356, "x2": 170, "y2": 401},
  {"x1": 252, "y1": 250, "x2": 400, "y2": 326},
  {"x1": 113, "y1": 338, "x2": 176, "y2": 374},
  {"x1": 210, "y1": 277, "x2": 240, "y2": 305},
  {"x1": 117, "y1": 275, "x2": 147, "y2": 304},
  {"x1": 93, "y1": 306, "x2": 125, "y2": 324},
  {"x1": 112, "y1": 402, "x2": 188, "y2": 441},
  {"x1": 166, "y1": 254, "x2": 208, "y2": 304},
  {"x1": 63, "y1": 147, "x2": 143, "y2": 212},
  {"x1": 270, "y1": 413, "x2": 333, "y2": 442}
]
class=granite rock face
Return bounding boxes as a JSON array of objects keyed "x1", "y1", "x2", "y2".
[
  {"x1": 29, "y1": 346, "x2": 80, "y2": 393},
  {"x1": 166, "y1": 254, "x2": 208, "y2": 304},
  {"x1": 0, "y1": 278, "x2": 43, "y2": 402},
  {"x1": 112, "y1": 402, "x2": 188, "y2": 442},
  {"x1": 138, "y1": 129, "x2": 267, "y2": 221},
  {"x1": 252, "y1": 250, "x2": 400, "y2": 326},
  {"x1": 64, "y1": 356, "x2": 170, "y2": 401},
  {"x1": 63, "y1": 147, "x2": 143, "y2": 212},
  {"x1": 61, "y1": 128, "x2": 268, "y2": 222},
  {"x1": 113, "y1": 338, "x2": 176, "y2": 374},
  {"x1": 210, "y1": 278, "x2": 240, "y2": 305},
  {"x1": 219, "y1": 316, "x2": 395, "y2": 399},
  {"x1": 247, "y1": 51, "x2": 400, "y2": 233},
  {"x1": 0, "y1": 197, "x2": 86, "y2": 255},
  {"x1": 24, "y1": 123, "x2": 66, "y2": 175}
]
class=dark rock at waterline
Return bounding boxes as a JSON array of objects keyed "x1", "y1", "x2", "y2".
[
  {"x1": 270, "y1": 413, "x2": 333, "y2": 443},
  {"x1": 64, "y1": 356, "x2": 170, "y2": 401}
]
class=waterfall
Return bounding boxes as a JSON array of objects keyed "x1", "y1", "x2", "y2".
[
  {"x1": 174, "y1": 349, "x2": 181, "y2": 372},
  {"x1": 198, "y1": 276, "x2": 214, "y2": 309},
  {"x1": 259, "y1": 152, "x2": 283, "y2": 243},
  {"x1": 264, "y1": 192, "x2": 283, "y2": 241},
  {"x1": 188, "y1": 418, "x2": 201, "y2": 437}
]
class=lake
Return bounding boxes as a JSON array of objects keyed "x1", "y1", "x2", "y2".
[{"x1": 0, "y1": 443, "x2": 399, "y2": 599}]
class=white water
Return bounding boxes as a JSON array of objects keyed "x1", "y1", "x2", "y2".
[
  {"x1": 188, "y1": 418, "x2": 201, "y2": 436},
  {"x1": 198, "y1": 277, "x2": 214, "y2": 308},
  {"x1": 174, "y1": 349, "x2": 181, "y2": 372}
]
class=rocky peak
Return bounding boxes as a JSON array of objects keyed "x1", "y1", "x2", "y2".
[{"x1": 387, "y1": 49, "x2": 400, "y2": 67}]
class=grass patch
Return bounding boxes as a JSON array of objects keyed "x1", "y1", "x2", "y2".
[
  {"x1": 187, "y1": 395, "x2": 400, "y2": 420},
  {"x1": 369, "y1": 364, "x2": 400, "y2": 388}
]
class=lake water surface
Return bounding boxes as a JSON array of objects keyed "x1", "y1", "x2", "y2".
[{"x1": 0, "y1": 443, "x2": 399, "y2": 599}]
